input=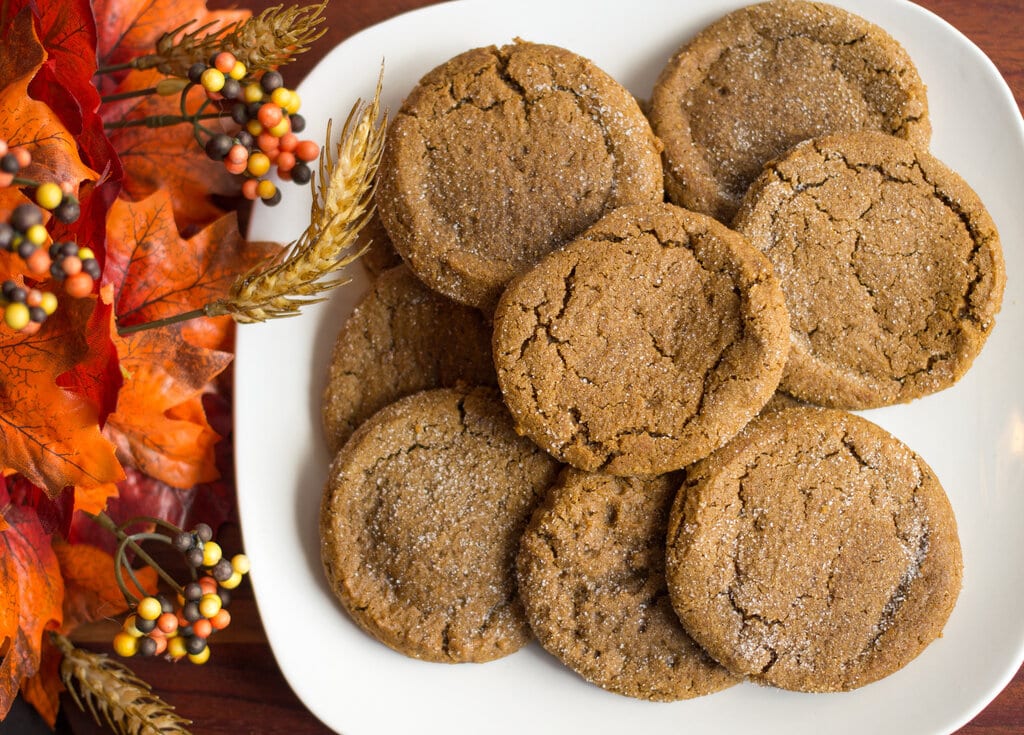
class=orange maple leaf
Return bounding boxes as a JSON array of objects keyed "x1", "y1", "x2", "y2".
[
  {"x1": 0, "y1": 491, "x2": 64, "y2": 721},
  {"x1": 0, "y1": 8, "x2": 97, "y2": 190},
  {"x1": 102, "y1": 190, "x2": 278, "y2": 488}
]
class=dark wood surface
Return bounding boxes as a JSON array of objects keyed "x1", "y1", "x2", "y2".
[{"x1": 56, "y1": 1, "x2": 1024, "y2": 734}]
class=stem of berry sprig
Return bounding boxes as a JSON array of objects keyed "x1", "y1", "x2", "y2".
[{"x1": 82, "y1": 510, "x2": 250, "y2": 664}]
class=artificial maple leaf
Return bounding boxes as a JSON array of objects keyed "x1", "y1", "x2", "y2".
[
  {"x1": 101, "y1": 190, "x2": 278, "y2": 488},
  {"x1": 0, "y1": 8, "x2": 97, "y2": 191},
  {"x1": 0, "y1": 253, "x2": 124, "y2": 498},
  {"x1": 0, "y1": 484, "x2": 64, "y2": 721}
]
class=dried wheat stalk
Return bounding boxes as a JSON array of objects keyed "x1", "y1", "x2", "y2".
[
  {"x1": 211, "y1": 69, "x2": 387, "y2": 323},
  {"x1": 55, "y1": 634, "x2": 192, "y2": 735}
]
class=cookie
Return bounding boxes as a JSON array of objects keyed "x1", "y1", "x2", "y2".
[
  {"x1": 321, "y1": 264, "x2": 497, "y2": 454},
  {"x1": 377, "y1": 40, "x2": 663, "y2": 312},
  {"x1": 665, "y1": 407, "x2": 963, "y2": 692},
  {"x1": 517, "y1": 468, "x2": 740, "y2": 701},
  {"x1": 320, "y1": 386, "x2": 561, "y2": 663},
  {"x1": 357, "y1": 209, "x2": 403, "y2": 278},
  {"x1": 649, "y1": 0, "x2": 930, "y2": 222},
  {"x1": 492, "y1": 202, "x2": 790, "y2": 475},
  {"x1": 733, "y1": 131, "x2": 1005, "y2": 408}
]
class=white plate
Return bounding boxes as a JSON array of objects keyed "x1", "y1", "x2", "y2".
[{"x1": 237, "y1": 1, "x2": 1024, "y2": 733}]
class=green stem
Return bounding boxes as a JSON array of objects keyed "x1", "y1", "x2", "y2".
[
  {"x1": 101, "y1": 87, "x2": 160, "y2": 103},
  {"x1": 11, "y1": 176, "x2": 38, "y2": 187},
  {"x1": 117, "y1": 304, "x2": 224, "y2": 335},
  {"x1": 104, "y1": 111, "x2": 223, "y2": 130},
  {"x1": 84, "y1": 511, "x2": 184, "y2": 600},
  {"x1": 94, "y1": 61, "x2": 137, "y2": 75}
]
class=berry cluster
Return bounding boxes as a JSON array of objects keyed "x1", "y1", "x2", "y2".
[
  {"x1": 0, "y1": 139, "x2": 91, "y2": 333},
  {"x1": 113, "y1": 523, "x2": 250, "y2": 665},
  {"x1": 188, "y1": 53, "x2": 320, "y2": 205}
]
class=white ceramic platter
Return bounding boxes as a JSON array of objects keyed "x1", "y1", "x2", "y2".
[{"x1": 237, "y1": 1, "x2": 1024, "y2": 733}]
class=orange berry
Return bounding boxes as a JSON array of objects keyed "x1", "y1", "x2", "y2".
[
  {"x1": 64, "y1": 271, "x2": 94, "y2": 298},
  {"x1": 295, "y1": 140, "x2": 319, "y2": 162},
  {"x1": 25, "y1": 289, "x2": 42, "y2": 307},
  {"x1": 198, "y1": 576, "x2": 218, "y2": 595},
  {"x1": 157, "y1": 612, "x2": 178, "y2": 634},
  {"x1": 277, "y1": 168, "x2": 292, "y2": 182},
  {"x1": 209, "y1": 608, "x2": 231, "y2": 630},
  {"x1": 0, "y1": 172, "x2": 12, "y2": 188},
  {"x1": 224, "y1": 160, "x2": 247, "y2": 175},
  {"x1": 226, "y1": 144, "x2": 249, "y2": 164},
  {"x1": 152, "y1": 635, "x2": 168, "y2": 655},
  {"x1": 0, "y1": 140, "x2": 6, "y2": 156},
  {"x1": 11, "y1": 147, "x2": 30, "y2": 168},
  {"x1": 279, "y1": 133, "x2": 298, "y2": 152},
  {"x1": 214, "y1": 52, "x2": 236, "y2": 74},
  {"x1": 60, "y1": 180, "x2": 75, "y2": 194},
  {"x1": 26, "y1": 250, "x2": 51, "y2": 276},
  {"x1": 257, "y1": 103, "x2": 282, "y2": 128},
  {"x1": 275, "y1": 151, "x2": 295, "y2": 173},
  {"x1": 61, "y1": 255, "x2": 82, "y2": 275},
  {"x1": 266, "y1": 148, "x2": 280, "y2": 163},
  {"x1": 192, "y1": 618, "x2": 213, "y2": 638},
  {"x1": 256, "y1": 132, "x2": 279, "y2": 152},
  {"x1": 241, "y1": 179, "x2": 259, "y2": 200},
  {"x1": 19, "y1": 320, "x2": 40, "y2": 336}
]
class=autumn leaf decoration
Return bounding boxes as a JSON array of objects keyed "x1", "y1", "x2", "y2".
[{"x1": 0, "y1": 0, "x2": 385, "y2": 728}]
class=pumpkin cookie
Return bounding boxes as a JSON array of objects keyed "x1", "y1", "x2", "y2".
[
  {"x1": 377, "y1": 40, "x2": 663, "y2": 312},
  {"x1": 517, "y1": 468, "x2": 740, "y2": 701},
  {"x1": 733, "y1": 132, "x2": 1005, "y2": 408},
  {"x1": 665, "y1": 407, "x2": 963, "y2": 692},
  {"x1": 649, "y1": 0, "x2": 930, "y2": 222},
  {"x1": 492, "y1": 202, "x2": 789, "y2": 475},
  {"x1": 321, "y1": 264, "x2": 496, "y2": 454},
  {"x1": 320, "y1": 386, "x2": 561, "y2": 663}
]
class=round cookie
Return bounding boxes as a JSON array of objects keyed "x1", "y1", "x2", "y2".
[
  {"x1": 320, "y1": 386, "x2": 561, "y2": 663},
  {"x1": 321, "y1": 264, "x2": 497, "y2": 454},
  {"x1": 377, "y1": 40, "x2": 663, "y2": 312},
  {"x1": 517, "y1": 468, "x2": 740, "y2": 701},
  {"x1": 492, "y1": 202, "x2": 790, "y2": 476},
  {"x1": 665, "y1": 407, "x2": 963, "y2": 692},
  {"x1": 649, "y1": 0, "x2": 930, "y2": 222},
  {"x1": 357, "y1": 209, "x2": 403, "y2": 278},
  {"x1": 733, "y1": 131, "x2": 1006, "y2": 408}
]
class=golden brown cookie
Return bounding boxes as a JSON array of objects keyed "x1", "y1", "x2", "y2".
[
  {"x1": 492, "y1": 202, "x2": 789, "y2": 475},
  {"x1": 665, "y1": 407, "x2": 963, "y2": 692},
  {"x1": 377, "y1": 40, "x2": 663, "y2": 312},
  {"x1": 517, "y1": 468, "x2": 740, "y2": 701},
  {"x1": 733, "y1": 131, "x2": 1005, "y2": 408},
  {"x1": 321, "y1": 264, "x2": 496, "y2": 454},
  {"x1": 357, "y1": 210, "x2": 403, "y2": 278},
  {"x1": 649, "y1": 0, "x2": 930, "y2": 222},
  {"x1": 320, "y1": 386, "x2": 561, "y2": 663}
]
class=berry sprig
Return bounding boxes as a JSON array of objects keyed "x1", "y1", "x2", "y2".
[
  {"x1": 85, "y1": 512, "x2": 251, "y2": 666},
  {"x1": 0, "y1": 139, "x2": 92, "y2": 333},
  {"x1": 185, "y1": 53, "x2": 320, "y2": 206}
]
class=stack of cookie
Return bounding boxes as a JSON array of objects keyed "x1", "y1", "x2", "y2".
[{"x1": 318, "y1": 0, "x2": 1005, "y2": 702}]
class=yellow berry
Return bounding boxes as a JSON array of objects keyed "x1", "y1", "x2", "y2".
[
  {"x1": 246, "y1": 119, "x2": 263, "y2": 136},
  {"x1": 39, "y1": 291, "x2": 58, "y2": 315},
  {"x1": 35, "y1": 182, "x2": 62, "y2": 210},
  {"x1": 256, "y1": 179, "x2": 276, "y2": 199},
  {"x1": 231, "y1": 554, "x2": 251, "y2": 575},
  {"x1": 113, "y1": 632, "x2": 139, "y2": 657},
  {"x1": 284, "y1": 91, "x2": 301, "y2": 115},
  {"x1": 229, "y1": 60, "x2": 247, "y2": 80},
  {"x1": 188, "y1": 646, "x2": 211, "y2": 665},
  {"x1": 220, "y1": 571, "x2": 243, "y2": 590},
  {"x1": 243, "y1": 83, "x2": 264, "y2": 103},
  {"x1": 202, "y1": 541, "x2": 223, "y2": 567},
  {"x1": 136, "y1": 596, "x2": 163, "y2": 621},
  {"x1": 246, "y1": 152, "x2": 270, "y2": 177},
  {"x1": 4, "y1": 302, "x2": 29, "y2": 330},
  {"x1": 77, "y1": 247, "x2": 96, "y2": 261},
  {"x1": 268, "y1": 118, "x2": 290, "y2": 138},
  {"x1": 200, "y1": 68, "x2": 225, "y2": 93},
  {"x1": 270, "y1": 87, "x2": 292, "y2": 108},
  {"x1": 199, "y1": 592, "x2": 222, "y2": 618},
  {"x1": 25, "y1": 224, "x2": 47, "y2": 245},
  {"x1": 167, "y1": 636, "x2": 188, "y2": 660},
  {"x1": 122, "y1": 615, "x2": 143, "y2": 637}
]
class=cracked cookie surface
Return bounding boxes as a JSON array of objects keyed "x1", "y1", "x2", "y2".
[
  {"x1": 517, "y1": 468, "x2": 739, "y2": 701},
  {"x1": 492, "y1": 202, "x2": 790, "y2": 476},
  {"x1": 665, "y1": 406, "x2": 962, "y2": 692},
  {"x1": 377, "y1": 40, "x2": 663, "y2": 312},
  {"x1": 319, "y1": 386, "x2": 560, "y2": 663},
  {"x1": 649, "y1": 0, "x2": 930, "y2": 222},
  {"x1": 321, "y1": 264, "x2": 496, "y2": 454},
  {"x1": 733, "y1": 131, "x2": 1005, "y2": 408}
]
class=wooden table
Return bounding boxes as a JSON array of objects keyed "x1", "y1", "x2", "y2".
[{"x1": 55, "y1": 1, "x2": 1024, "y2": 733}]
